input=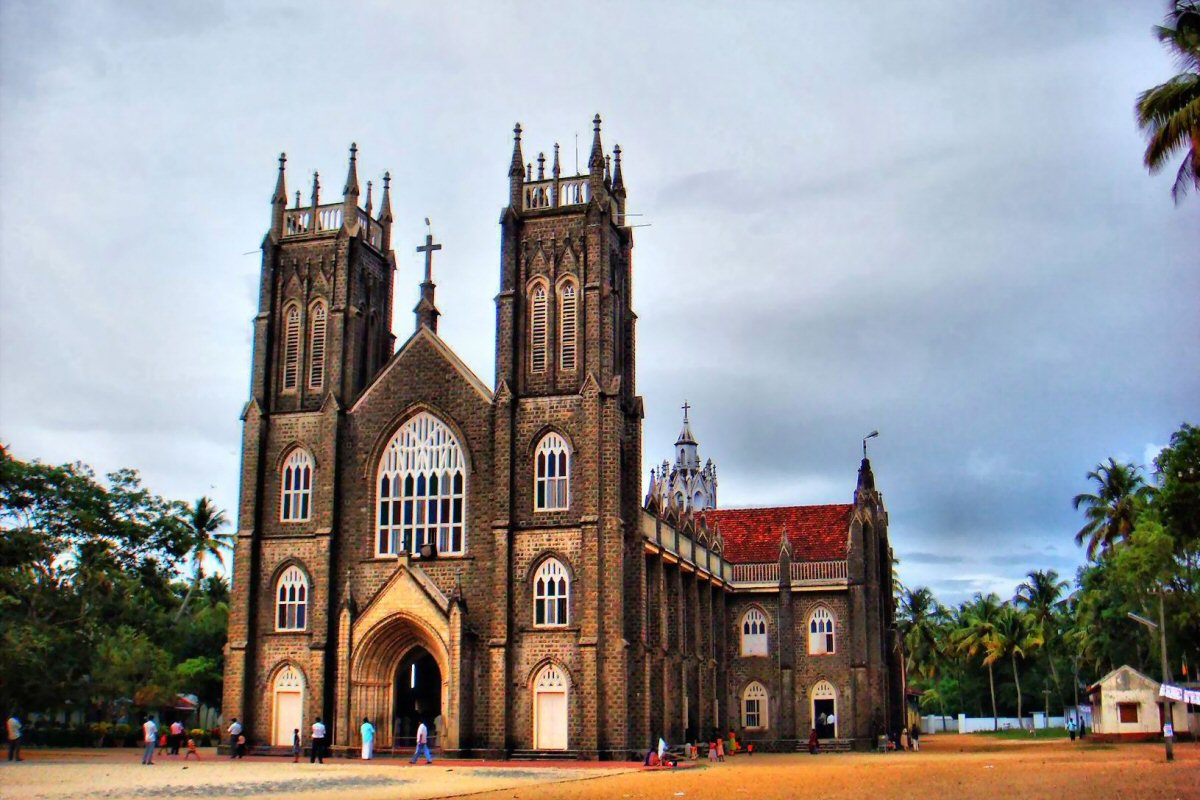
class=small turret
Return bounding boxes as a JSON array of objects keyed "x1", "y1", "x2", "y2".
[
  {"x1": 611, "y1": 145, "x2": 626, "y2": 224},
  {"x1": 270, "y1": 152, "x2": 287, "y2": 241},
  {"x1": 342, "y1": 143, "x2": 360, "y2": 234},
  {"x1": 378, "y1": 171, "x2": 393, "y2": 251},
  {"x1": 508, "y1": 123, "x2": 524, "y2": 209},
  {"x1": 587, "y1": 113, "x2": 605, "y2": 189}
]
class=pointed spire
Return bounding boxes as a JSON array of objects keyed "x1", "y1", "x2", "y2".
[
  {"x1": 365, "y1": 180, "x2": 373, "y2": 217},
  {"x1": 537, "y1": 151, "x2": 546, "y2": 180},
  {"x1": 509, "y1": 123, "x2": 524, "y2": 177},
  {"x1": 612, "y1": 145, "x2": 625, "y2": 192},
  {"x1": 779, "y1": 523, "x2": 793, "y2": 558},
  {"x1": 343, "y1": 142, "x2": 360, "y2": 196},
  {"x1": 310, "y1": 171, "x2": 320, "y2": 209},
  {"x1": 379, "y1": 172, "x2": 393, "y2": 222},
  {"x1": 272, "y1": 152, "x2": 287, "y2": 204},
  {"x1": 604, "y1": 154, "x2": 612, "y2": 187},
  {"x1": 588, "y1": 113, "x2": 604, "y2": 169},
  {"x1": 269, "y1": 152, "x2": 287, "y2": 240},
  {"x1": 552, "y1": 143, "x2": 561, "y2": 179},
  {"x1": 294, "y1": 190, "x2": 301, "y2": 209}
]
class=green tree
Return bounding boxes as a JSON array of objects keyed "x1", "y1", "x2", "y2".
[
  {"x1": 174, "y1": 497, "x2": 231, "y2": 622},
  {"x1": 986, "y1": 607, "x2": 1043, "y2": 728},
  {"x1": 1072, "y1": 458, "x2": 1153, "y2": 560},
  {"x1": 952, "y1": 593, "x2": 1005, "y2": 730},
  {"x1": 1137, "y1": 2, "x2": 1200, "y2": 203},
  {"x1": 1014, "y1": 569, "x2": 1068, "y2": 702}
]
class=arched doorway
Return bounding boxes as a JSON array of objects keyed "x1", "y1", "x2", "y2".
[
  {"x1": 393, "y1": 646, "x2": 442, "y2": 748},
  {"x1": 533, "y1": 664, "x2": 568, "y2": 750},
  {"x1": 272, "y1": 665, "x2": 305, "y2": 746},
  {"x1": 812, "y1": 680, "x2": 837, "y2": 739}
]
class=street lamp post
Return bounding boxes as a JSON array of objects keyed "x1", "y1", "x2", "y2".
[{"x1": 1127, "y1": 593, "x2": 1175, "y2": 763}]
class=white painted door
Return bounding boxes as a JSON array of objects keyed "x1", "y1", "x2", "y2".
[
  {"x1": 274, "y1": 691, "x2": 302, "y2": 746},
  {"x1": 536, "y1": 692, "x2": 568, "y2": 750}
]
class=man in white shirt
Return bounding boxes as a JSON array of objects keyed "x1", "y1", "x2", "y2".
[
  {"x1": 170, "y1": 720, "x2": 185, "y2": 756},
  {"x1": 6, "y1": 712, "x2": 23, "y2": 762},
  {"x1": 227, "y1": 718, "x2": 244, "y2": 759},
  {"x1": 141, "y1": 716, "x2": 158, "y2": 765},
  {"x1": 310, "y1": 717, "x2": 327, "y2": 763},
  {"x1": 409, "y1": 720, "x2": 433, "y2": 764}
]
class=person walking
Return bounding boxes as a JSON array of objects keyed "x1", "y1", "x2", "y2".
[
  {"x1": 6, "y1": 711, "x2": 23, "y2": 762},
  {"x1": 292, "y1": 728, "x2": 301, "y2": 763},
  {"x1": 170, "y1": 720, "x2": 184, "y2": 755},
  {"x1": 141, "y1": 716, "x2": 158, "y2": 765},
  {"x1": 409, "y1": 720, "x2": 432, "y2": 764},
  {"x1": 227, "y1": 718, "x2": 243, "y2": 759},
  {"x1": 310, "y1": 718, "x2": 327, "y2": 763},
  {"x1": 910, "y1": 723, "x2": 920, "y2": 752},
  {"x1": 360, "y1": 717, "x2": 376, "y2": 760},
  {"x1": 1067, "y1": 717, "x2": 1076, "y2": 742}
]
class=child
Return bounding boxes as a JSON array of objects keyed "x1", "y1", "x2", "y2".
[
  {"x1": 236, "y1": 734, "x2": 247, "y2": 759},
  {"x1": 747, "y1": 742, "x2": 754, "y2": 757},
  {"x1": 716, "y1": 736, "x2": 725, "y2": 762},
  {"x1": 292, "y1": 728, "x2": 301, "y2": 763},
  {"x1": 708, "y1": 739, "x2": 717, "y2": 762},
  {"x1": 158, "y1": 733, "x2": 169, "y2": 756},
  {"x1": 184, "y1": 738, "x2": 200, "y2": 760}
]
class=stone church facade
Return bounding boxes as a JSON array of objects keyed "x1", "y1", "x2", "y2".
[{"x1": 222, "y1": 117, "x2": 902, "y2": 758}]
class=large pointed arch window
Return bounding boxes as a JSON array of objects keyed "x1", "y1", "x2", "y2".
[
  {"x1": 281, "y1": 449, "x2": 313, "y2": 522},
  {"x1": 308, "y1": 300, "x2": 327, "y2": 389},
  {"x1": 558, "y1": 279, "x2": 577, "y2": 372},
  {"x1": 377, "y1": 412, "x2": 467, "y2": 557},
  {"x1": 534, "y1": 557, "x2": 570, "y2": 626},
  {"x1": 740, "y1": 607, "x2": 768, "y2": 656},
  {"x1": 808, "y1": 606, "x2": 836, "y2": 655},
  {"x1": 534, "y1": 432, "x2": 570, "y2": 511},
  {"x1": 275, "y1": 566, "x2": 308, "y2": 631},
  {"x1": 530, "y1": 281, "x2": 548, "y2": 374},
  {"x1": 282, "y1": 303, "x2": 301, "y2": 390}
]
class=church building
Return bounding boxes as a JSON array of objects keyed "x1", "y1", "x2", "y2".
[{"x1": 222, "y1": 116, "x2": 902, "y2": 758}]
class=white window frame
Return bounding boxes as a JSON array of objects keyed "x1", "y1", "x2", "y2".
[
  {"x1": 281, "y1": 449, "x2": 313, "y2": 522},
  {"x1": 808, "y1": 606, "x2": 836, "y2": 655},
  {"x1": 275, "y1": 566, "x2": 308, "y2": 631},
  {"x1": 533, "y1": 557, "x2": 570, "y2": 627},
  {"x1": 534, "y1": 433, "x2": 570, "y2": 511},
  {"x1": 376, "y1": 412, "x2": 467, "y2": 557},
  {"x1": 742, "y1": 681, "x2": 768, "y2": 729},
  {"x1": 740, "y1": 607, "x2": 768, "y2": 657}
]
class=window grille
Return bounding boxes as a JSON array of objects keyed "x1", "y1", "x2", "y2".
[
  {"x1": 276, "y1": 566, "x2": 308, "y2": 631},
  {"x1": 743, "y1": 682, "x2": 768, "y2": 729},
  {"x1": 808, "y1": 607, "x2": 836, "y2": 655},
  {"x1": 281, "y1": 449, "x2": 313, "y2": 522},
  {"x1": 740, "y1": 608, "x2": 768, "y2": 656},
  {"x1": 377, "y1": 412, "x2": 466, "y2": 556},
  {"x1": 534, "y1": 558, "x2": 570, "y2": 626},
  {"x1": 535, "y1": 433, "x2": 570, "y2": 511}
]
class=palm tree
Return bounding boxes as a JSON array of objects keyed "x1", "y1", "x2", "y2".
[
  {"x1": 174, "y1": 497, "x2": 232, "y2": 622},
  {"x1": 1137, "y1": 2, "x2": 1200, "y2": 203},
  {"x1": 900, "y1": 586, "x2": 952, "y2": 728},
  {"x1": 1072, "y1": 458, "x2": 1153, "y2": 560},
  {"x1": 1015, "y1": 569, "x2": 1069, "y2": 700},
  {"x1": 952, "y1": 593, "x2": 1004, "y2": 730},
  {"x1": 985, "y1": 607, "x2": 1044, "y2": 729}
]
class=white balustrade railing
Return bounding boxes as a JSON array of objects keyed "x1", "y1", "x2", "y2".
[
  {"x1": 521, "y1": 176, "x2": 591, "y2": 211},
  {"x1": 284, "y1": 204, "x2": 383, "y2": 247},
  {"x1": 731, "y1": 563, "x2": 779, "y2": 584},
  {"x1": 790, "y1": 560, "x2": 849, "y2": 583}
]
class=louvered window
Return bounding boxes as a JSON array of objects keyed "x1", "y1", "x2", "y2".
[
  {"x1": 308, "y1": 301, "x2": 327, "y2": 389},
  {"x1": 282, "y1": 304, "x2": 301, "y2": 390},
  {"x1": 559, "y1": 281, "x2": 577, "y2": 371},
  {"x1": 530, "y1": 283, "x2": 548, "y2": 373}
]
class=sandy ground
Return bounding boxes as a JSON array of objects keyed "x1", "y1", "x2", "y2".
[{"x1": 1, "y1": 736, "x2": 1197, "y2": 800}]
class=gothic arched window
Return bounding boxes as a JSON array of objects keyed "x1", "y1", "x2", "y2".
[
  {"x1": 275, "y1": 565, "x2": 308, "y2": 631},
  {"x1": 534, "y1": 557, "x2": 570, "y2": 626},
  {"x1": 742, "y1": 681, "x2": 768, "y2": 729},
  {"x1": 377, "y1": 412, "x2": 467, "y2": 557},
  {"x1": 282, "y1": 303, "x2": 301, "y2": 390},
  {"x1": 308, "y1": 300, "x2": 327, "y2": 389},
  {"x1": 534, "y1": 433, "x2": 570, "y2": 511},
  {"x1": 281, "y1": 449, "x2": 313, "y2": 522},
  {"x1": 808, "y1": 606, "x2": 836, "y2": 655},
  {"x1": 530, "y1": 281, "x2": 548, "y2": 374},
  {"x1": 558, "y1": 279, "x2": 577, "y2": 372},
  {"x1": 740, "y1": 607, "x2": 768, "y2": 656}
]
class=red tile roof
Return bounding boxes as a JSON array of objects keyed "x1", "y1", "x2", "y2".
[{"x1": 707, "y1": 504, "x2": 852, "y2": 563}]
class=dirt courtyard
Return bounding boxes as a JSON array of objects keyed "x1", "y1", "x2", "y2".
[{"x1": 1, "y1": 735, "x2": 1196, "y2": 800}]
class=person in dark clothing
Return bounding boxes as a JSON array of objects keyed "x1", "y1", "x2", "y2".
[
  {"x1": 910, "y1": 723, "x2": 921, "y2": 751},
  {"x1": 808, "y1": 728, "x2": 820, "y2": 755}
]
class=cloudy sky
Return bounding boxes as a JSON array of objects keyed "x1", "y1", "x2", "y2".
[{"x1": 1, "y1": 1, "x2": 1195, "y2": 604}]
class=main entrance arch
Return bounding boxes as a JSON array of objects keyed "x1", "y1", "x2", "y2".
[
  {"x1": 272, "y1": 664, "x2": 305, "y2": 746},
  {"x1": 350, "y1": 612, "x2": 452, "y2": 750},
  {"x1": 533, "y1": 663, "x2": 569, "y2": 750}
]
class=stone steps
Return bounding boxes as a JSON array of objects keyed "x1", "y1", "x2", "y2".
[
  {"x1": 795, "y1": 738, "x2": 854, "y2": 753},
  {"x1": 509, "y1": 748, "x2": 583, "y2": 761}
]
